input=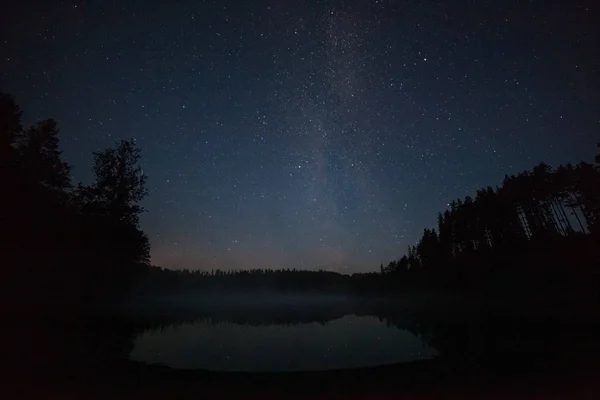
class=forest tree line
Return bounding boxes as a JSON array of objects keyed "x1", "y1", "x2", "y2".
[
  {"x1": 1, "y1": 91, "x2": 150, "y2": 311},
  {"x1": 380, "y1": 150, "x2": 600, "y2": 293},
  {"x1": 134, "y1": 266, "x2": 354, "y2": 294}
]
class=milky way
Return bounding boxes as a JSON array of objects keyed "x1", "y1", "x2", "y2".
[{"x1": 2, "y1": 0, "x2": 598, "y2": 272}]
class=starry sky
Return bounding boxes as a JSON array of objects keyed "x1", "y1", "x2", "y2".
[{"x1": 1, "y1": 0, "x2": 598, "y2": 273}]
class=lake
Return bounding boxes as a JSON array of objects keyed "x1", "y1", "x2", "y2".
[{"x1": 129, "y1": 314, "x2": 438, "y2": 371}]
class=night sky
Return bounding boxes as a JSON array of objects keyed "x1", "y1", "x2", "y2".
[{"x1": 2, "y1": 1, "x2": 598, "y2": 273}]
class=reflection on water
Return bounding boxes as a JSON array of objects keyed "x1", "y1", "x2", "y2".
[{"x1": 130, "y1": 314, "x2": 438, "y2": 371}]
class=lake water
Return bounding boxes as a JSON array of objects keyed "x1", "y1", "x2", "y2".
[{"x1": 130, "y1": 314, "x2": 438, "y2": 371}]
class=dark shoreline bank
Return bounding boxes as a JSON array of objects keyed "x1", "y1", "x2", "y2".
[
  {"x1": 5, "y1": 346, "x2": 600, "y2": 399},
  {"x1": 4, "y1": 305, "x2": 600, "y2": 399}
]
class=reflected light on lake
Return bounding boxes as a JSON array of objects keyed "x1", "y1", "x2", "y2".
[{"x1": 130, "y1": 314, "x2": 438, "y2": 372}]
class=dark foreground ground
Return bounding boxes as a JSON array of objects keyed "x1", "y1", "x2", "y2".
[
  {"x1": 3, "y1": 306, "x2": 600, "y2": 400},
  {"x1": 3, "y1": 348, "x2": 600, "y2": 399}
]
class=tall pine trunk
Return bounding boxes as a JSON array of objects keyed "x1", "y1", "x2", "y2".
[
  {"x1": 557, "y1": 196, "x2": 573, "y2": 234},
  {"x1": 568, "y1": 193, "x2": 586, "y2": 233},
  {"x1": 549, "y1": 200, "x2": 566, "y2": 236}
]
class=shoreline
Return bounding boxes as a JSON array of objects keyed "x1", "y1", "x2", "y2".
[{"x1": 7, "y1": 350, "x2": 600, "y2": 399}]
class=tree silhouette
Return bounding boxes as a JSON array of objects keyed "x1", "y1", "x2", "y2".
[
  {"x1": 1, "y1": 92, "x2": 152, "y2": 313},
  {"x1": 377, "y1": 146, "x2": 600, "y2": 295},
  {"x1": 17, "y1": 119, "x2": 72, "y2": 192},
  {"x1": 0, "y1": 91, "x2": 23, "y2": 170},
  {"x1": 78, "y1": 139, "x2": 147, "y2": 226},
  {"x1": 74, "y1": 139, "x2": 151, "y2": 303}
]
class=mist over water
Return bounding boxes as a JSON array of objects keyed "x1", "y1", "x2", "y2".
[
  {"x1": 146, "y1": 290, "x2": 355, "y2": 307},
  {"x1": 130, "y1": 314, "x2": 437, "y2": 372},
  {"x1": 126, "y1": 285, "x2": 369, "y2": 317}
]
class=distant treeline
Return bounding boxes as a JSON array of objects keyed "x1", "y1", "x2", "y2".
[
  {"x1": 1, "y1": 92, "x2": 150, "y2": 311},
  {"x1": 134, "y1": 266, "x2": 357, "y2": 294},
  {"x1": 133, "y1": 263, "x2": 440, "y2": 299},
  {"x1": 134, "y1": 265, "x2": 416, "y2": 297}
]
